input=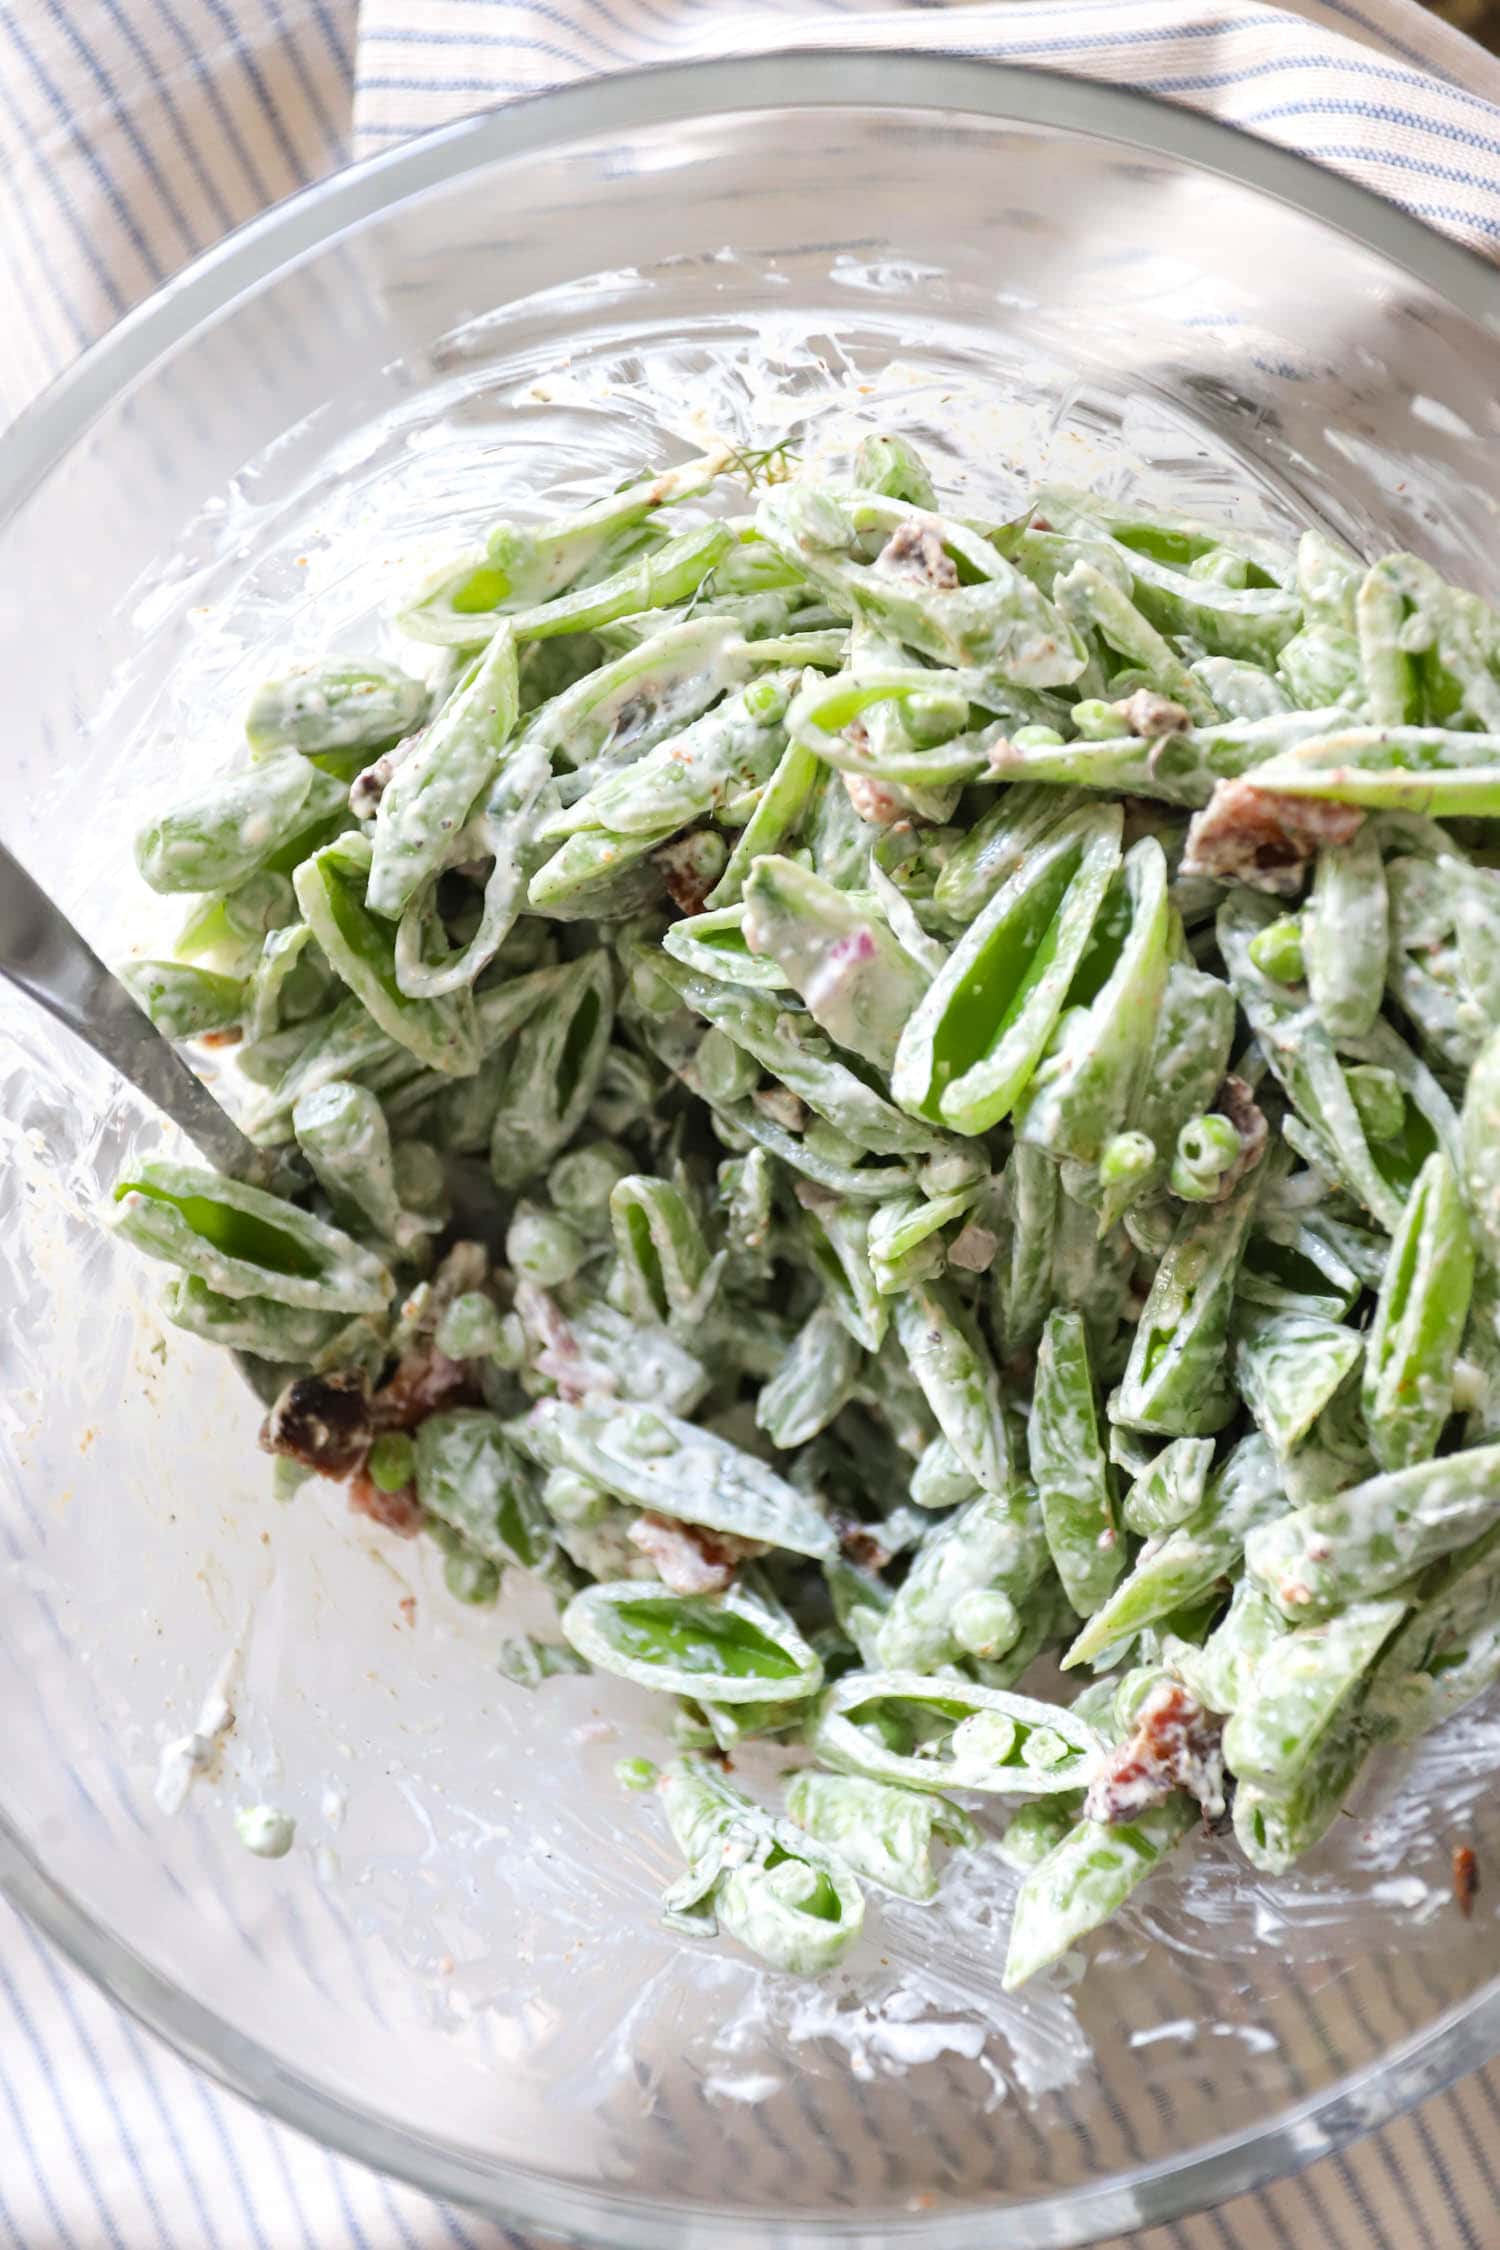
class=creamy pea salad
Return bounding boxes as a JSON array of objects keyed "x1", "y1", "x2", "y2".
[{"x1": 110, "y1": 431, "x2": 1500, "y2": 1983}]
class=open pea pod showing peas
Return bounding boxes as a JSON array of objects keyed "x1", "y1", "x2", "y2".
[
  {"x1": 782, "y1": 666, "x2": 1010, "y2": 788},
  {"x1": 561, "y1": 1578, "x2": 825, "y2": 1704},
  {"x1": 294, "y1": 831, "x2": 479, "y2": 1076},
  {"x1": 989, "y1": 707, "x2": 1344, "y2": 807},
  {"x1": 111, "y1": 1158, "x2": 394, "y2": 1314},
  {"x1": 811, "y1": 1669, "x2": 1106, "y2": 1797},
  {"x1": 659, "y1": 1758, "x2": 864, "y2": 1975},
  {"x1": 873, "y1": 1485, "x2": 1050, "y2": 1672},
  {"x1": 892, "y1": 804, "x2": 1123, "y2": 1135}
]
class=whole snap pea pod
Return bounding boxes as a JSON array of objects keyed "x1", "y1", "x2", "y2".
[
  {"x1": 783, "y1": 665, "x2": 1026, "y2": 787},
  {"x1": 110, "y1": 1157, "x2": 393, "y2": 1314},
  {"x1": 246, "y1": 659, "x2": 427, "y2": 759},
  {"x1": 488, "y1": 950, "x2": 615, "y2": 1188},
  {"x1": 521, "y1": 1395, "x2": 838, "y2": 1559},
  {"x1": 503, "y1": 523, "x2": 733, "y2": 645},
  {"x1": 120, "y1": 959, "x2": 245, "y2": 1041},
  {"x1": 1064, "y1": 1434, "x2": 1286, "y2": 1670},
  {"x1": 1053, "y1": 558, "x2": 1218, "y2": 723},
  {"x1": 1017, "y1": 835, "x2": 1171, "y2": 1166},
  {"x1": 1362, "y1": 1151, "x2": 1474, "y2": 1471},
  {"x1": 930, "y1": 782, "x2": 1082, "y2": 926},
  {"x1": 242, "y1": 922, "x2": 323, "y2": 1044},
  {"x1": 1174, "y1": 1577, "x2": 1289, "y2": 1716},
  {"x1": 892, "y1": 804, "x2": 1123, "y2": 1134},
  {"x1": 1098, "y1": 961, "x2": 1235, "y2": 1228},
  {"x1": 1462, "y1": 1026, "x2": 1500, "y2": 1270},
  {"x1": 658, "y1": 1757, "x2": 864, "y2": 1975},
  {"x1": 530, "y1": 674, "x2": 794, "y2": 910},
  {"x1": 1222, "y1": 1593, "x2": 1409, "y2": 1794},
  {"x1": 1220, "y1": 889, "x2": 1458, "y2": 1235},
  {"x1": 1364, "y1": 1521, "x2": 1500, "y2": 1743},
  {"x1": 757, "y1": 486, "x2": 1087, "y2": 686},
  {"x1": 785, "y1": 1770, "x2": 974, "y2": 1902},
  {"x1": 397, "y1": 450, "x2": 728, "y2": 642},
  {"x1": 873, "y1": 1486, "x2": 1050, "y2": 1672},
  {"x1": 1121, "y1": 1436, "x2": 1215, "y2": 1538},
  {"x1": 1002, "y1": 1794, "x2": 1196, "y2": 1989},
  {"x1": 1250, "y1": 726, "x2": 1500, "y2": 817},
  {"x1": 989, "y1": 707, "x2": 1344, "y2": 806},
  {"x1": 136, "y1": 753, "x2": 346, "y2": 896},
  {"x1": 1113, "y1": 1161, "x2": 1264, "y2": 1436},
  {"x1": 1302, "y1": 825, "x2": 1387, "y2": 1041},
  {"x1": 741, "y1": 854, "x2": 928, "y2": 1070},
  {"x1": 893, "y1": 1280, "x2": 1012, "y2": 1495},
  {"x1": 292, "y1": 1080, "x2": 436, "y2": 1254},
  {"x1": 991, "y1": 1141, "x2": 1059, "y2": 1360},
  {"x1": 561, "y1": 1577, "x2": 825, "y2": 1703},
  {"x1": 756, "y1": 1303, "x2": 863, "y2": 1448},
  {"x1": 1029, "y1": 1310, "x2": 1122, "y2": 1617},
  {"x1": 853, "y1": 432, "x2": 939, "y2": 509},
  {"x1": 663, "y1": 904, "x2": 788, "y2": 993},
  {"x1": 366, "y1": 625, "x2": 520, "y2": 922},
  {"x1": 609, "y1": 1173, "x2": 725, "y2": 1331},
  {"x1": 159, "y1": 1274, "x2": 346, "y2": 1362},
  {"x1": 526, "y1": 614, "x2": 751, "y2": 776},
  {"x1": 656, "y1": 954, "x2": 951, "y2": 1161},
  {"x1": 1231, "y1": 1305, "x2": 1363, "y2": 1460},
  {"x1": 415, "y1": 1408, "x2": 563, "y2": 1581},
  {"x1": 1232, "y1": 1708, "x2": 1370, "y2": 1875},
  {"x1": 294, "y1": 831, "x2": 479, "y2": 1076},
  {"x1": 1247, "y1": 1443, "x2": 1500, "y2": 1621},
  {"x1": 811, "y1": 1669, "x2": 1106, "y2": 1796},
  {"x1": 705, "y1": 734, "x2": 823, "y2": 909}
]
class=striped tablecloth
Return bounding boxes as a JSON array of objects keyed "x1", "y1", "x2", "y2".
[{"x1": 5, "y1": 4, "x2": 1500, "y2": 2244}]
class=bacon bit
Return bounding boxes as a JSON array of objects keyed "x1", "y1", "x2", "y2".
[
  {"x1": 261, "y1": 1369, "x2": 372, "y2": 1478},
  {"x1": 350, "y1": 726, "x2": 424, "y2": 819},
  {"x1": 627, "y1": 1512, "x2": 766, "y2": 1594},
  {"x1": 198, "y1": 1025, "x2": 243, "y2": 1049},
  {"x1": 837, "y1": 1520, "x2": 892, "y2": 1573},
  {"x1": 842, "y1": 772, "x2": 911, "y2": 827},
  {"x1": 348, "y1": 1469, "x2": 424, "y2": 1537},
  {"x1": 369, "y1": 1345, "x2": 475, "y2": 1432},
  {"x1": 654, "y1": 834, "x2": 718, "y2": 917},
  {"x1": 1114, "y1": 689, "x2": 1191, "y2": 739},
  {"x1": 877, "y1": 519, "x2": 958, "y2": 591},
  {"x1": 1208, "y1": 1073, "x2": 1269, "y2": 1197},
  {"x1": 1084, "y1": 1679, "x2": 1226, "y2": 1826},
  {"x1": 1455, "y1": 1844, "x2": 1480, "y2": 1918},
  {"x1": 1180, "y1": 778, "x2": 1364, "y2": 898},
  {"x1": 514, "y1": 1281, "x2": 617, "y2": 1403},
  {"x1": 948, "y1": 1221, "x2": 999, "y2": 1274}
]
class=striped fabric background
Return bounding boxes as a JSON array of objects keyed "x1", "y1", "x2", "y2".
[{"x1": 5, "y1": 1, "x2": 1500, "y2": 2243}]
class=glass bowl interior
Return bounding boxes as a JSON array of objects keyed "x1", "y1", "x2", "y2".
[{"x1": 5, "y1": 55, "x2": 1500, "y2": 2249}]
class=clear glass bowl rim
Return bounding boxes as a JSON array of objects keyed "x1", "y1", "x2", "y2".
[{"x1": 5, "y1": 49, "x2": 1500, "y2": 2248}]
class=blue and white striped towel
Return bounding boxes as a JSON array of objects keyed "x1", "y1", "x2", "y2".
[{"x1": 4, "y1": 3, "x2": 1500, "y2": 2243}]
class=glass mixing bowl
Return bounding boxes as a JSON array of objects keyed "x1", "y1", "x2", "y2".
[{"x1": 5, "y1": 53, "x2": 1500, "y2": 2249}]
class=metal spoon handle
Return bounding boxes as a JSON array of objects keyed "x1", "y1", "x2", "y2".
[{"x1": 0, "y1": 839, "x2": 269, "y2": 1180}]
